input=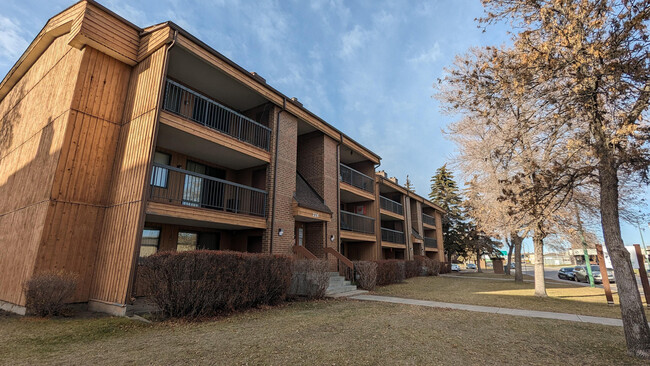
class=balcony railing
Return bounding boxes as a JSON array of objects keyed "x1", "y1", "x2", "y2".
[
  {"x1": 340, "y1": 210, "x2": 375, "y2": 234},
  {"x1": 380, "y1": 196, "x2": 403, "y2": 216},
  {"x1": 381, "y1": 228, "x2": 405, "y2": 244},
  {"x1": 422, "y1": 213, "x2": 436, "y2": 227},
  {"x1": 424, "y1": 237, "x2": 438, "y2": 249},
  {"x1": 150, "y1": 163, "x2": 267, "y2": 217},
  {"x1": 162, "y1": 79, "x2": 271, "y2": 151},
  {"x1": 340, "y1": 164, "x2": 374, "y2": 194}
]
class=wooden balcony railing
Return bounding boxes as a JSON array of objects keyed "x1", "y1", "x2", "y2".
[
  {"x1": 340, "y1": 210, "x2": 375, "y2": 234},
  {"x1": 422, "y1": 213, "x2": 436, "y2": 227},
  {"x1": 150, "y1": 163, "x2": 267, "y2": 217},
  {"x1": 162, "y1": 79, "x2": 271, "y2": 151},
  {"x1": 340, "y1": 164, "x2": 374, "y2": 194},
  {"x1": 381, "y1": 228, "x2": 405, "y2": 244},
  {"x1": 424, "y1": 237, "x2": 438, "y2": 249},
  {"x1": 380, "y1": 196, "x2": 403, "y2": 216}
]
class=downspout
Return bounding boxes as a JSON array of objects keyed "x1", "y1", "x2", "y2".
[
  {"x1": 269, "y1": 97, "x2": 286, "y2": 254},
  {"x1": 336, "y1": 141, "x2": 341, "y2": 256}
]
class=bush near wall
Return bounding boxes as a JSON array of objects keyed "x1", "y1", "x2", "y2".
[
  {"x1": 353, "y1": 261, "x2": 378, "y2": 290},
  {"x1": 414, "y1": 256, "x2": 442, "y2": 276},
  {"x1": 404, "y1": 260, "x2": 419, "y2": 279},
  {"x1": 24, "y1": 271, "x2": 78, "y2": 317},
  {"x1": 439, "y1": 262, "x2": 452, "y2": 274},
  {"x1": 138, "y1": 250, "x2": 292, "y2": 319},
  {"x1": 373, "y1": 260, "x2": 406, "y2": 286},
  {"x1": 289, "y1": 259, "x2": 329, "y2": 299}
]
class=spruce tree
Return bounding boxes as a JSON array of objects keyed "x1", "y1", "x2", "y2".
[{"x1": 429, "y1": 165, "x2": 466, "y2": 261}]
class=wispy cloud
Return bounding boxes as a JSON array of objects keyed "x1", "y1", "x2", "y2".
[
  {"x1": 408, "y1": 42, "x2": 442, "y2": 64},
  {"x1": 0, "y1": 16, "x2": 28, "y2": 66},
  {"x1": 339, "y1": 25, "x2": 368, "y2": 58}
]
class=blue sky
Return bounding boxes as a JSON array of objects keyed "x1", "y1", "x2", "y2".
[{"x1": 1, "y1": 0, "x2": 648, "y2": 249}]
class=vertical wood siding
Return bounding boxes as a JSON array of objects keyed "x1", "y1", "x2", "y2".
[{"x1": 89, "y1": 46, "x2": 167, "y2": 304}]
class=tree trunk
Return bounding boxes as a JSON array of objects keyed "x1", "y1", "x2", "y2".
[
  {"x1": 533, "y1": 223, "x2": 547, "y2": 297},
  {"x1": 476, "y1": 251, "x2": 482, "y2": 273},
  {"x1": 512, "y1": 232, "x2": 524, "y2": 283},
  {"x1": 599, "y1": 160, "x2": 650, "y2": 358}
]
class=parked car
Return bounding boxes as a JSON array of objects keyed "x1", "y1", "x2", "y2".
[
  {"x1": 466, "y1": 263, "x2": 477, "y2": 270},
  {"x1": 557, "y1": 267, "x2": 576, "y2": 281},
  {"x1": 451, "y1": 264, "x2": 461, "y2": 272},
  {"x1": 574, "y1": 265, "x2": 615, "y2": 284}
]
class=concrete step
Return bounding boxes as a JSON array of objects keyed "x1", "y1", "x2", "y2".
[
  {"x1": 326, "y1": 289, "x2": 369, "y2": 298},
  {"x1": 325, "y1": 284, "x2": 358, "y2": 294}
]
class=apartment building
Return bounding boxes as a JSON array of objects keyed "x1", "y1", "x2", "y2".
[{"x1": 0, "y1": 0, "x2": 445, "y2": 315}]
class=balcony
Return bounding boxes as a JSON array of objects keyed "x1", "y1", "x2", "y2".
[
  {"x1": 340, "y1": 164, "x2": 374, "y2": 194},
  {"x1": 424, "y1": 237, "x2": 438, "y2": 249},
  {"x1": 380, "y1": 196, "x2": 403, "y2": 216},
  {"x1": 422, "y1": 213, "x2": 436, "y2": 227},
  {"x1": 340, "y1": 210, "x2": 375, "y2": 234},
  {"x1": 162, "y1": 79, "x2": 271, "y2": 151},
  {"x1": 381, "y1": 228, "x2": 405, "y2": 244},
  {"x1": 149, "y1": 163, "x2": 267, "y2": 217}
]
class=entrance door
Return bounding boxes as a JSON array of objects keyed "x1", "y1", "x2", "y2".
[{"x1": 295, "y1": 222, "x2": 305, "y2": 246}]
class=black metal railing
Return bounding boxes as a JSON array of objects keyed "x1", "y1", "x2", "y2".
[
  {"x1": 163, "y1": 79, "x2": 271, "y2": 151},
  {"x1": 424, "y1": 237, "x2": 438, "y2": 248},
  {"x1": 340, "y1": 164, "x2": 374, "y2": 194},
  {"x1": 380, "y1": 196, "x2": 403, "y2": 216},
  {"x1": 422, "y1": 213, "x2": 436, "y2": 226},
  {"x1": 340, "y1": 210, "x2": 375, "y2": 234},
  {"x1": 381, "y1": 228, "x2": 405, "y2": 244},
  {"x1": 150, "y1": 163, "x2": 267, "y2": 217}
]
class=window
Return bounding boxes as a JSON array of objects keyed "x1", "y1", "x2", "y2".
[
  {"x1": 151, "y1": 152, "x2": 171, "y2": 188},
  {"x1": 177, "y1": 231, "x2": 198, "y2": 252},
  {"x1": 139, "y1": 228, "x2": 161, "y2": 258}
]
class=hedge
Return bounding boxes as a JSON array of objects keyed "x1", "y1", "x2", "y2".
[{"x1": 138, "y1": 250, "x2": 292, "y2": 319}]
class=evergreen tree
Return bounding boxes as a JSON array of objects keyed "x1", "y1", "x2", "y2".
[
  {"x1": 404, "y1": 175, "x2": 415, "y2": 193},
  {"x1": 429, "y1": 165, "x2": 465, "y2": 261}
]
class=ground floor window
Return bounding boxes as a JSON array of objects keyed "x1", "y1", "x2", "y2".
[
  {"x1": 140, "y1": 228, "x2": 161, "y2": 257},
  {"x1": 177, "y1": 231, "x2": 199, "y2": 252}
]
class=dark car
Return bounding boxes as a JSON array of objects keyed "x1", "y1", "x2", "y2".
[
  {"x1": 574, "y1": 265, "x2": 615, "y2": 284},
  {"x1": 557, "y1": 267, "x2": 576, "y2": 281}
]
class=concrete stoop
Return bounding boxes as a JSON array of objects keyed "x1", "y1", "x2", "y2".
[{"x1": 325, "y1": 272, "x2": 368, "y2": 298}]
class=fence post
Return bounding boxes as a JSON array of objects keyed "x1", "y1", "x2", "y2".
[
  {"x1": 595, "y1": 244, "x2": 614, "y2": 305},
  {"x1": 634, "y1": 244, "x2": 650, "y2": 308}
]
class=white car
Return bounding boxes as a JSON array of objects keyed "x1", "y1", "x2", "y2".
[{"x1": 451, "y1": 264, "x2": 461, "y2": 272}]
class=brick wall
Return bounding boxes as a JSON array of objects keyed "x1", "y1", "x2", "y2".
[{"x1": 264, "y1": 107, "x2": 297, "y2": 256}]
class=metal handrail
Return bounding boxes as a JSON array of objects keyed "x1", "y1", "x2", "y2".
[
  {"x1": 422, "y1": 213, "x2": 436, "y2": 226},
  {"x1": 381, "y1": 227, "x2": 405, "y2": 244},
  {"x1": 339, "y1": 163, "x2": 375, "y2": 193},
  {"x1": 424, "y1": 237, "x2": 438, "y2": 248},
  {"x1": 149, "y1": 163, "x2": 267, "y2": 217},
  {"x1": 380, "y1": 196, "x2": 403, "y2": 215},
  {"x1": 340, "y1": 210, "x2": 375, "y2": 234},
  {"x1": 163, "y1": 79, "x2": 271, "y2": 151}
]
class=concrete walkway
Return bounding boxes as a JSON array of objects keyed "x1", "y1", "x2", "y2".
[
  {"x1": 440, "y1": 274, "x2": 574, "y2": 286},
  {"x1": 350, "y1": 294, "x2": 642, "y2": 327}
]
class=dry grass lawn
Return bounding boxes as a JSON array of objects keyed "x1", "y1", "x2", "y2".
[
  {"x1": 0, "y1": 299, "x2": 647, "y2": 366},
  {"x1": 374, "y1": 272, "x2": 650, "y2": 319}
]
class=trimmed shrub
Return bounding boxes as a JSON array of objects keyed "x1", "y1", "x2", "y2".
[
  {"x1": 24, "y1": 271, "x2": 78, "y2": 317},
  {"x1": 404, "y1": 260, "x2": 419, "y2": 279},
  {"x1": 139, "y1": 250, "x2": 292, "y2": 319},
  {"x1": 439, "y1": 262, "x2": 452, "y2": 274},
  {"x1": 374, "y1": 260, "x2": 405, "y2": 286},
  {"x1": 289, "y1": 259, "x2": 329, "y2": 299},
  {"x1": 353, "y1": 261, "x2": 377, "y2": 290},
  {"x1": 415, "y1": 256, "x2": 441, "y2": 276}
]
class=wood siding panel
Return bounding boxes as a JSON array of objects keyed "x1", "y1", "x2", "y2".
[
  {"x1": 90, "y1": 47, "x2": 167, "y2": 304},
  {"x1": 0, "y1": 202, "x2": 49, "y2": 305},
  {"x1": 0, "y1": 37, "x2": 83, "y2": 306},
  {"x1": 138, "y1": 27, "x2": 173, "y2": 62},
  {"x1": 68, "y1": 3, "x2": 139, "y2": 65}
]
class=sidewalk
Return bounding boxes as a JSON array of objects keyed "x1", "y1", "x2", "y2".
[{"x1": 350, "y1": 294, "x2": 643, "y2": 327}]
